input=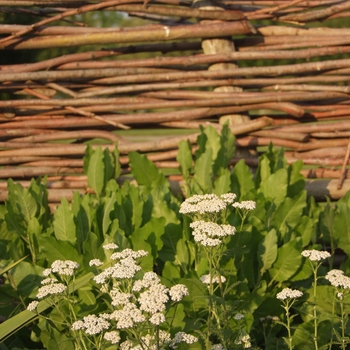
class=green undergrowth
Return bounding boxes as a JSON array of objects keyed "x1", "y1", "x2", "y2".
[{"x1": 0, "y1": 124, "x2": 350, "y2": 349}]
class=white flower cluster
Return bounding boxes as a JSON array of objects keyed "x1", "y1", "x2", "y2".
[
  {"x1": 234, "y1": 313, "x2": 245, "y2": 320},
  {"x1": 109, "y1": 302, "x2": 146, "y2": 329},
  {"x1": 36, "y1": 282, "x2": 67, "y2": 299},
  {"x1": 179, "y1": 193, "x2": 235, "y2": 215},
  {"x1": 212, "y1": 344, "x2": 225, "y2": 350},
  {"x1": 276, "y1": 288, "x2": 303, "y2": 301},
  {"x1": 89, "y1": 259, "x2": 103, "y2": 267},
  {"x1": 72, "y1": 314, "x2": 110, "y2": 335},
  {"x1": 301, "y1": 249, "x2": 331, "y2": 261},
  {"x1": 169, "y1": 284, "x2": 189, "y2": 302},
  {"x1": 232, "y1": 200, "x2": 256, "y2": 211},
  {"x1": 103, "y1": 243, "x2": 119, "y2": 250},
  {"x1": 168, "y1": 332, "x2": 198, "y2": 348},
  {"x1": 190, "y1": 220, "x2": 236, "y2": 247},
  {"x1": 325, "y1": 269, "x2": 350, "y2": 289},
  {"x1": 104, "y1": 331, "x2": 121, "y2": 344},
  {"x1": 27, "y1": 300, "x2": 39, "y2": 312},
  {"x1": 235, "y1": 334, "x2": 251, "y2": 348},
  {"x1": 43, "y1": 260, "x2": 79, "y2": 277},
  {"x1": 200, "y1": 274, "x2": 226, "y2": 284},
  {"x1": 93, "y1": 249, "x2": 148, "y2": 284}
]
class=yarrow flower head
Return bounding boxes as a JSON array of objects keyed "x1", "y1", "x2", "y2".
[
  {"x1": 190, "y1": 220, "x2": 236, "y2": 247},
  {"x1": 301, "y1": 249, "x2": 331, "y2": 261},
  {"x1": 234, "y1": 313, "x2": 245, "y2": 320},
  {"x1": 325, "y1": 269, "x2": 350, "y2": 289},
  {"x1": 72, "y1": 314, "x2": 110, "y2": 335},
  {"x1": 104, "y1": 331, "x2": 121, "y2": 345},
  {"x1": 200, "y1": 274, "x2": 226, "y2": 284},
  {"x1": 169, "y1": 332, "x2": 198, "y2": 348},
  {"x1": 36, "y1": 282, "x2": 67, "y2": 299},
  {"x1": 27, "y1": 301, "x2": 39, "y2": 312},
  {"x1": 276, "y1": 288, "x2": 303, "y2": 301},
  {"x1": 89, "y1": 258, "x2": 103, "y2": 267},
  {"x1": 232, "y1": 200, "x2": 256, "y2": 211},
  {"x1": 42, "y1": 260, "x2": 79, "y2": 277},
  {"x1": 179, "y1": 194, "x2": 227, "y2": 215},
  {"x1": 169, "y1": 284, "x2": 189, "y2": 302},
  {"x1": 103, "y1": 243, "x2": 119, "y2": 250}
]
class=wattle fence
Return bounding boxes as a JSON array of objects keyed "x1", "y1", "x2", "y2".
[{"x1": 1, "y1": 0, "x2": 350, "y2": 203}]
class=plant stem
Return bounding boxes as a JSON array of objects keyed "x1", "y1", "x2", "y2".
[{"x1": 312, "y1": 266, "x2": 319, "y2": 350}]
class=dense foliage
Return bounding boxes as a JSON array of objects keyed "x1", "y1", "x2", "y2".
[{"x1": 1, "y1": 125, "x2": 350, "y2": 349}]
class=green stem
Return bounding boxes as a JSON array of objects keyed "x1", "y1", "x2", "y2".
[
  {"x1": 340, "y1": 298, "x2": 347, "y2": 350},
  {"x1": 312, "y1": 266, "x2": 319, "y2": 350}
]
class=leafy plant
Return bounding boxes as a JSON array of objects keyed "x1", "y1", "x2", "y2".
[{"x1": 0, "y1": 126, "x2": 350, "y2": 349}]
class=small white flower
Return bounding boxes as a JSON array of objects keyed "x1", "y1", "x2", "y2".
[
  {"x1": 50, "y1": 260, "x2": 79, "y2": 276},
  {"x1": 220, "y1": 193, "x2": 237, "y2": 204},
  {"x1": 337, "y1": 292, "x2": 344, "y2": 300},
  {"x1": 169, "y1": 332, "x2": 198, "y2": 348},
  {"x1": 36, "y1": 283, "x2": 67, "y2": 299},
  {"x1": 89, "y1": 259, "x2": 103, "y2": 267},
  {"x1": 232, "y1": 200, "x2": 256, "y2": 211},
  {"x1": 149, "y1": 312, "x2": 166, "y2": 325},
  {"x1": 169, "y1": 284, "x2": 189, "y2": 302},
  {"x1": 104, "y1": 331, "x2": 121, "y2": 344},
  {"x1": 200, "y1": 274, "x2": 226, "y2": 284},
  {"x1": 103, "y1": 243, "x2": 119, "y2": 250},
  {"x1": 72, "y1": 314, "x2": 110, "y2": 335},
  {"x1": 325, "y1": 269, "x2": 350, "y2": 289},
  {"x1": 234, "y1": 313, "x2": 244, "y2": 320},
  {"x1": 42, "y1": 268, "x2": 52, "y2": 276},
  {"x1": 138, "y1": 283, "x2": 169, "y2": 314},
  {"x1": 110, "y1": 248, "x2": 148, "y2": 260},
  {"x1": 212, "y1": 345, "x2": 225, "y2": 350},
  {"x1": 301, "y1": 250, "x2": 331, "y2": 261},
  {"x1": 179, "y1": 194, "x2": 227, "y2": 215},
  {"x1": 276, "y1": 288, "x2": 303, "y2": 300},
  {"x1": 41, "y1": 277, "x2": 57, "y2": 285},
  {"x1": 27, "y1": 301, "x2": 39, "y2": 312}
]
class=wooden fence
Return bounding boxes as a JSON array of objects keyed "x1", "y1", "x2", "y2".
[{"x1": 0, "y1": 0, "x2": 350, "y2": 202}]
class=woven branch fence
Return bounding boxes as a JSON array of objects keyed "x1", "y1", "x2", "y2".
[{"x1": 1, "y1": 0, "x2": 350, "y2": 203}]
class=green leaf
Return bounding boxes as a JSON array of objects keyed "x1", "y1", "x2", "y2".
[
  {"x1": 0, "y1": 256, "x2": 28, "y2": 276},
  {"x1": 269, "y1": 238, "x2": 302, "y2": 284},
  {"x1": 130, "y1": 217, "x2": 165, "y2": 260},
  {"x1": 39, "y1": 236, "x2": 81, "y2": 265},
  {"x1": 6, "y1": 180, "x2": 37, "y2": 225},
  {"x1": 174, "y1": 238, "x2": 190, "y2": 274},
  {"x1": 213, "y1": 168, "x2": 231, "y2": 195},
  {"x1": 258, "y1": 168, "x2": 288, "y2": 206},
  {"x1": 258, "y1": 229, "x2": 278, "y2": 275},
  {"x1": 271, "y1": 190, "x2": 307, "y2": 241},
  {"x1": 87, "y1": 146, "x2": 105, "y2": 197},
  {"x1": 231, "y1": 159, "x2": 255, "y2": 199},
  {"x1": 193, "y1": 148, "x2": 213, "y2": 193},
  {"x1": 129, "y1": 152, "x2": 166, "y2": 187},
  {"x1": 53, "y1": 199, "x2": 76, "y2": 245},
  {"x1": 177, "y1": 140, "x2": 193, "y2": 180},
  {"x1": 102, "y1": 193, "x2": 116, "y2": 236},
  {"x1": 333, "y1": 191, "x2": 350, "y2": 254},
  {"x1": 213, "y1": 123, "x2": 236, "y2": 173}
]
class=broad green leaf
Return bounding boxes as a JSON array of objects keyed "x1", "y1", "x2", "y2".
[
  {"x1": 213, "y1": 123, "x2": 236, "y2": 173},
  {"x1": 203, "y1": 125, "x2": 220, "y2": 162},
  {"x1": 269, "y1": 238, "x2": 302, "y2": 284},
  {"x1": 271, "y1": 190, "x2": 307, "y2": 241},
  {"x1": 129, "y1": 152, "x2": 166, "y2": 187},
  {"x1": 10, "y1": 261, "x2": 43, "y2": 298},
  {"x1": 102, "y1": 193, "x2": 116, "y2": 236},
  {"x1": 177, "y1": 140, "x2": 193, "y2": 180},
  {"x1": 53, "y1": 199, "x2": 76, "y2": 245},
  {"x1": 162, "y1": 261, "x2": 181, "y2": 282},
  {"x1": 174, "y1": 238, "x2": 190, "y2": 274},
  {"x1": 193, "y1": 148, "x2": 213, "y2": 193},
  {"x1": 39, "y1": 236, "x2": 81, "y2": 265},
  {"x1": 258, "y1": 168, "x2": 288, "y2": 206},
  {"x1": 6, "y1": 180, "x2": 37, "y2": 225},
  {"x1": 231, "y1": 159, "x2": 255, "y2": 199},
  {"x1": 130, "y1": 217, "x2": 165, "y2": 260},
  {"x1": 333, "y1": 191, "x2": 350, "y2": 254},
  {"x1": 87, "y1": 146, "x2": 105, "y2": 197},
  {"x1": 287, "y1": 159, "x2": 305, "y2": 197},
  {"x1": 213, "y1": 168, "x2": 231, "y2": 195},
  {"x1": 258, "y1": 229, "x2": 278, "y2": 275}
]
